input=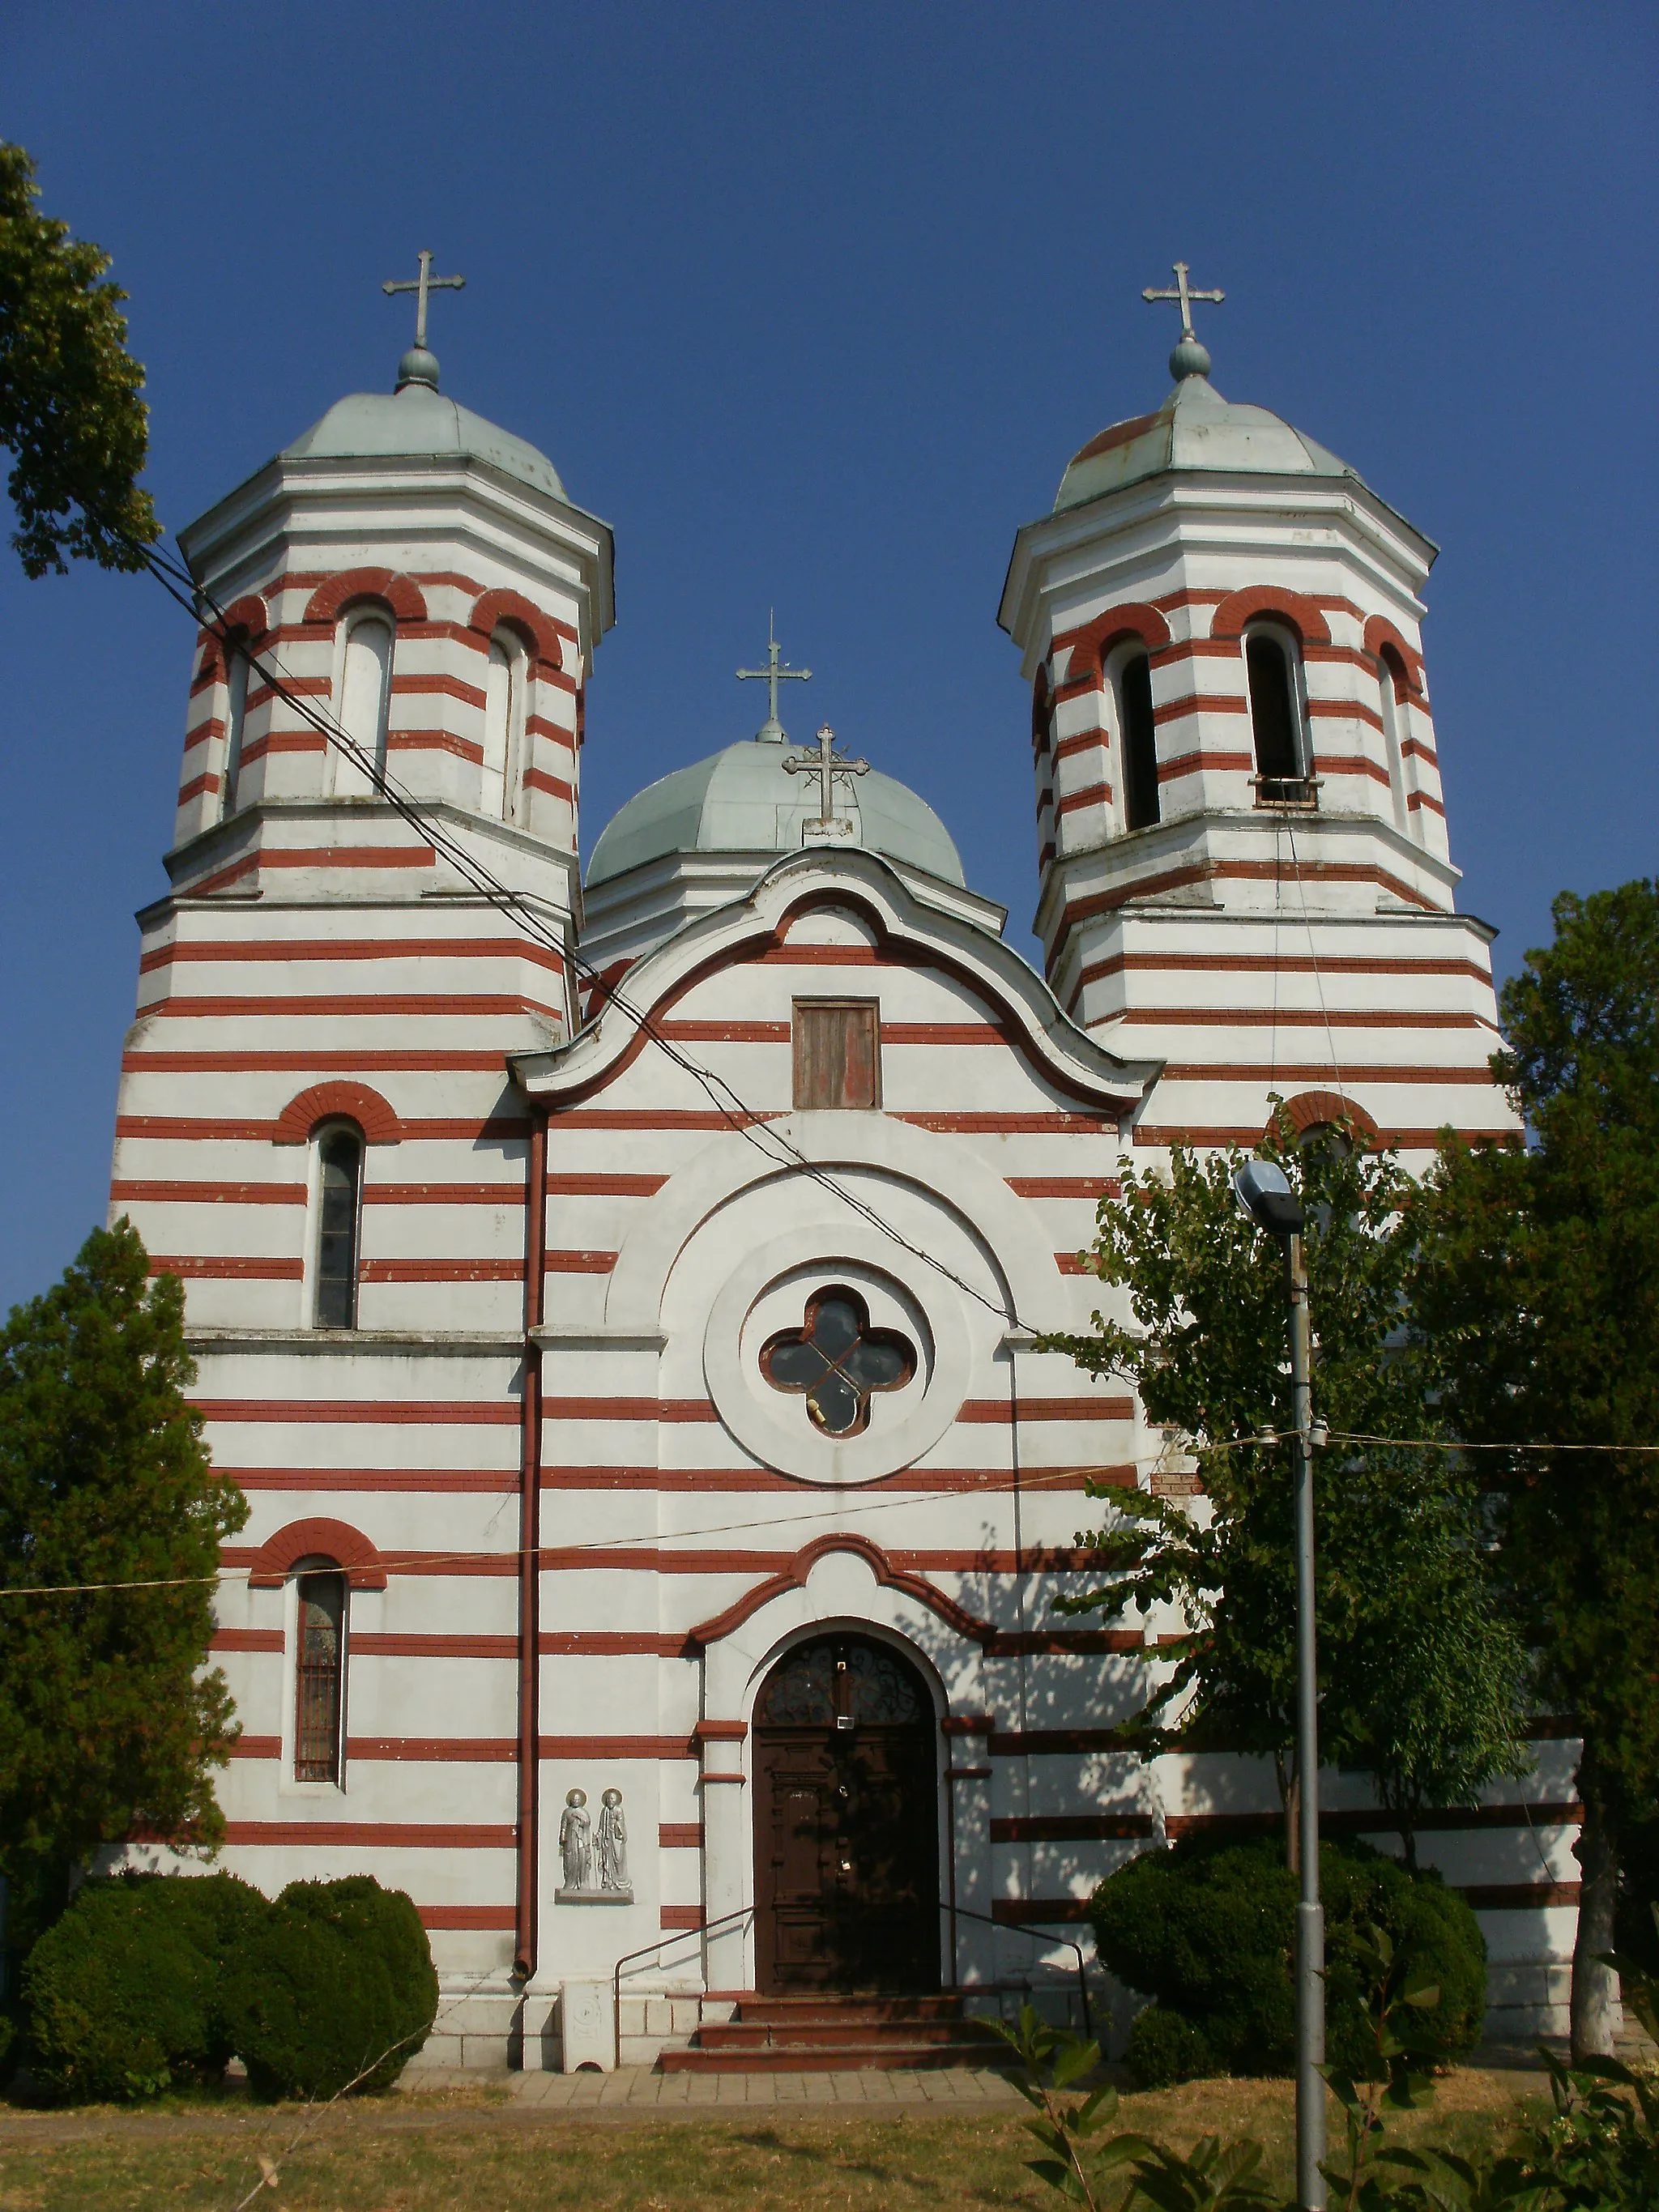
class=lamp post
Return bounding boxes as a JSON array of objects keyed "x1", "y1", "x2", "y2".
[{"x1": 1232, "y1": 1159, "x2": 1324, "y2": 2212}]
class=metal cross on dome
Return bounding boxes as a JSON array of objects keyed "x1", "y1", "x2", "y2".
[
  {"x1": 382, "y1": 249, "x2": 467, "y2": 351},
  {"x1": 784, "y1": 723, "x2": 868, "y2": 833},
  {"x1": 738, "y1": 613, "x2": 812, "y2": 741},
  {"x1": 1142, "y1": 259, "x2": 1224, "y2": 342}
]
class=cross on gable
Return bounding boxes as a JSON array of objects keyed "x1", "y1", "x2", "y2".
[
  {"x1": 738, "y1": 614, "x2": 812, "y2": 741},
  {"x1": 784, "y1": 723, "x2": 868, "y2": 837}
]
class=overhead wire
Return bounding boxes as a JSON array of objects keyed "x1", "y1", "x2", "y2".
[{"x1": 134, "y1": 543, "x2": 1040, "y2": 1332}]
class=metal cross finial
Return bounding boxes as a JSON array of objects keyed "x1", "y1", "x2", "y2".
[
  {"x1": 784, "y1": 723, "x2": 869, "y2": 835},
  {"x1": 737, "y1": 612, "x2": 812, "y2": 742},
  {"x1": 382, "y1": 249, "x2": 467, "y2": 350},
  {"x1": 1142, "y1": 259, "x2": 1224, "y2": 340}
]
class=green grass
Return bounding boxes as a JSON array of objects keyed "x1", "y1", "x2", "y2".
[{"x1": 0, "y1": 2069, "x2": 1545, "y2": 2212}]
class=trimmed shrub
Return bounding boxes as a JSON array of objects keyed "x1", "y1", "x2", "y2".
[
  {"x1": 225, "y1": 1876, "x2": 437, "y2": 2099},
  {"x1": 23, "y1": 1869, "x2": 266, "y2": 2101},
  {"x1": 1093, "y1": 1835, "x2": 1486, "y2": 2079},
  {"x1": 1126, "y1": 2004, "x2": 1215, "y2": 2088}
]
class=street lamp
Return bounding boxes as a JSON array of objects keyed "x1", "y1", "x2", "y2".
[{"x1": 1232, "y1": 1158, "x2": 1324, "y2": 2212}]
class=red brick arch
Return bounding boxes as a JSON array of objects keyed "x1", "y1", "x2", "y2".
[
  {"x1": 1209, "y1": 586, "x2": 1332, "y2": 647},
  {"x1": 1054, "y1": 601, "x2": 1173, "y2": 688},
  {"x1": 303, "y1": 569, "x2": 428, "y2": 625},
  {"x1": 1267, "y1": 1089, "x2": 1381, "y2": 1148},
  {"x1": 272, "y1": 1080, "x2": 402, "y2": 1146},
  {"x1": 196, "y1": 595, "x2": 270, "y2": 682},
  {"x1": 1363, "y1": 616, "x2": 1427, "y2": 700},
  {"x1": 245, "y1": 1516, "x2": 387, "y2": 1591},
  {"x1": 468, "y1": 587, "x2": 565, "y2": 675}
]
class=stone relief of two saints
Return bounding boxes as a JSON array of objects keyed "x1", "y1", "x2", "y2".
[{"x1": 557, "y1": 1786, "x2": 631, "y2": 1899}]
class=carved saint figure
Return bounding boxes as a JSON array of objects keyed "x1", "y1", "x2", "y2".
[
  {"x1": 559, "y1": 1787, "x2": 592, "y2": 1890},
  {"x1": 596, "y1": 1787, "x2": 629, "y2": 1891}
]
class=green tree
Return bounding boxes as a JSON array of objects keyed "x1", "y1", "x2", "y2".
[
  {"x1": 1411, "y1": 879, "x2": 1659, "y2": 2061},
  {"x1": 1044, "y1": 1119, "x2": 1529, "y2": 1865},
  {"x1": 0, "y1": 140, "x2": 159, "y2": 576},
  {"x1": 0, "y1": 1223, "x2": 245, "y2": 1924}
]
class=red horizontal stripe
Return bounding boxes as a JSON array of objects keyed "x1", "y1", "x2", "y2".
[
  {"x1": 143, "y1": 992, "x2": 559, "y2": 1020},
  {"x1": 123, "y1": 1051, "x2": 512, "y2": 1073},
  {"x1": 363, "y1": 1183, "x2": 526, "y2": 1205},
  {"x1": 346, "y1": 1737, "x2": 515, "y2": 1762},
  {"x1": 893, "y1": 1112, "x2": 1114, "y2": 1134},
  {"x1": 150, "y1": 1255, "x2": 303, "y2": 1280},
  {"x1": 358, "y1": 1259, "x2": 525, "y2": 1282},
  {"x1": 544, "y1": 1251, "x2": 617, "y2": 1273},
  {"x1": 660, "y1": 1906, "x2": 704, "y2": 1930},
  {"x1": 139, "y1": 936, "x2": 564, "y2": 973},
  {"x1": 211, "y1": 1628, "x2": 284, "y2": 1653},
  {"x1": 223, "y1": 1821, "x2": 512, "y2": 1848},
  {"x1": 539, "y1": 1736, "x2": 700, "y2": 1760},
  {"x1": 196, "y1": 1399, "x2": 521, "y2": 1424},
  {"x1": 958, "y1": 1397, "x2": 1132, "y2": 1422},
  {"x1": 115, "y1": 1114, "x2": 531, "y2": 1143},
  {"x1": 112, "y1": 1180, "x2": 305, "y2": 1204},
  {"x1": 544, "y1": 1174, "x2": 666, "y2": 1196},
  {"x1": 419, "y1": 1906, "x2": 516, "y2": 1929},
  {"x1": 540, "y1": 1632, "x2": 689, "y2": 1656},
  {"x1": 229, "y1": 1468, "x2": 518, "y2": 1493},
  {"x1": 1006, "y1": 1177, "x2": 1120, "y2": 1199},
  {"x1": 352, "y1": 1632, "x2": 516, "y2": 1657}
]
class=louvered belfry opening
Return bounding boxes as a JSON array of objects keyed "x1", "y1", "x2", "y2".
[
  {"x1": 294, "y1": 1569, "x2": 348, "y2": 1782},
  {"x1": 793, "y1": 999, "x2": 881, "y2": 1110}
]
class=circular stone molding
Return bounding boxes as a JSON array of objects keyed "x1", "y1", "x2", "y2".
[{"x1": 703, "y1": 1225, "x2": 970, "y2": 1485}]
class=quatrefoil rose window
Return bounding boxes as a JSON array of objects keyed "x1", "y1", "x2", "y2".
[{"x1": 760, "y1": 1286, "x2": 917, "y2": 1438}]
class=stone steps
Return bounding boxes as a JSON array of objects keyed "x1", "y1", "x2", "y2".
[{"x1": 659, "y1": 1993, "x2": 1009, "y2": 2073}]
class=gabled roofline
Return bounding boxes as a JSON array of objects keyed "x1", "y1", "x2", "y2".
[{"x1": 511, "y1": 846, "x2": 1161, "y2": 1115}]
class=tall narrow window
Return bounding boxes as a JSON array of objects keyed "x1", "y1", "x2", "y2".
[
  {"x1": 793, "y1": 1000, "x2": 880, "y2": 1109},
  {"x1": 220, "y1": 647, "x2": 249, "y2": 818},
  {"x1": 480, "y1": 629, "x2": 525, "y2": 822},
  {"x1": 293, "y1": 1568, "x2": 347, "y2": 1782},
  {"x1": 313, "y1": 1125, "x2": 363, "y2": 1328},
  {"x1": 1118, "y1": 652, "x2": 1161, "y2": 831},
  {"x1": 335, "y1": 615, "x2": 392, "y2": 796},
  {"x1": 1378, "y1": 654, "x2": 1410, "y2": 832},
  {"x1": 1246, "y1": 629, "x2": 1310, "y2": 801}
]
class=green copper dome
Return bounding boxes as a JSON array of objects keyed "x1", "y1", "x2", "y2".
[
  {"x1": 1054, "y1": 372, "x2": 1358, "y2": 514},
  {"x1": 586, "y1": 738, "x2": 966, "y2": 889},
  {"x1": 283, "y1": 382, "x2": 567, "y2": 501}
]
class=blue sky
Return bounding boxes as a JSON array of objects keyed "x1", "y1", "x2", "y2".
[{"x1": 1, "y1": 1, "x2": 1654, "y2": 1310}]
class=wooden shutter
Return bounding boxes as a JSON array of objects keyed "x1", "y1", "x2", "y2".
[{"x1": 793, "y1": 1000, "x2": 880, "y2": 1109}]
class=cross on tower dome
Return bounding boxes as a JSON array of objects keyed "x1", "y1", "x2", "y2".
[
  {"x1": 784, "y1": 723, "x2": 868, "y2": 846},
  {"x1": 382, "y1": 249, "x2": 467, "y2": 394},
  {"x1": 1142, "y1": 258, "x2": 1225, "y2": 381},
  {"x1": 737, "y1": 614, "x2": 812, "y2": 742}
]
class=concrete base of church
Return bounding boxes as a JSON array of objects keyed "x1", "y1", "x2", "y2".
[{"x1": 407, "y1": 1956, "x2": 1570, "y2": 2073}]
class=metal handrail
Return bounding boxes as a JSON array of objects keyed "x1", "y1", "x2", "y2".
[
  {"x1": 940, "y1": 1899, "x2": 1093, "y2": 2039},
  {"x1": 609, "y1": 1903, "x2": 756, "y2": 2069}
]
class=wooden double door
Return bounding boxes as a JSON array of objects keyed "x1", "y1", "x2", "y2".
[{"x1": 753, "y1": 1634, "x2": 940, "y2": 1995}]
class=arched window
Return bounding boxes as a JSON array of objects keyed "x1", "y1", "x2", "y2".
[
  {"x1": 313, "y1": 1123, "x2": 363, "y2": 1328},
  {"x1": 1244, "y1": 626, "x2": 1311, "y2": 803},
  {"x1": 480, "y1": 628, "x2": 527, "y2": 822},
  {"x1": 220, "y1": 646, "x2": 249, "y2": 818},
  {"x1": 293, "y1": 1565, "x2": 347, "y2": 1782},
  {"x1": 1115, "y1": 650, "x2": 1161, "y2": 831},
  {"x1": 1377, "y1": 651, "x2": 1410, "y2": 833},
  {"x1": 334, "y1": 612, "x2": 393, "y2": 796}
]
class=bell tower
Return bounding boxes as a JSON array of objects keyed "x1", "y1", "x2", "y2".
[
  {"x1": 1000, "y1": 271, "x2": 1513, "y2": 1161},
  {"x1": 113, "y1": 285, "x2": 614, "y2": 1335}
]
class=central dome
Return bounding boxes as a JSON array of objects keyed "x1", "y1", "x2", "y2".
[{"x1": 586, "y1": 738, "x2": 966, "y2": 888}]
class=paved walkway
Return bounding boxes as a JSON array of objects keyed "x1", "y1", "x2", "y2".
[{"x1": 411, "y1": 2064, "x2": 1025, "y2": 2110}]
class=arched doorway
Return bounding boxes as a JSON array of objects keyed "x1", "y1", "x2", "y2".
[{"x1": 753, "y1": 1632, "x2": 940, "y2": 1995}]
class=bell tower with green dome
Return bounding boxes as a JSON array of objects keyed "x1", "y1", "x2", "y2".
[{"x1": 1000, "y1": 271, "x2": 1516, "y2": 1166}]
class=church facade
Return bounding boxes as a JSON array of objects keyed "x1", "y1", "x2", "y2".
[{"x1": 109, "y1": 297, "x2": 1576, "y2": 2068}]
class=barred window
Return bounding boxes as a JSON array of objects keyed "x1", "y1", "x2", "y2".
[{"x1": 294, "y1": 1568, "x2": 347, "y2": 1783}]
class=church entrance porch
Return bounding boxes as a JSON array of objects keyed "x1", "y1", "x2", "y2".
[{"x1": 753, "y1": 1634, "x2": 941, "y2": 1996}]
